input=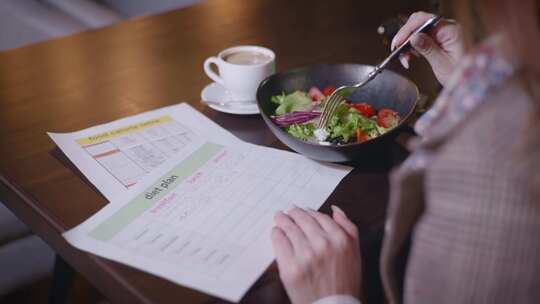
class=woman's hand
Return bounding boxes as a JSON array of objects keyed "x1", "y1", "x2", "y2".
[
  {"x1": 271, "y1": 206, "x2": 361, "y2": 304},
  {"x1": 391, "y1": 11, "x2": 464, "y2": 86}
]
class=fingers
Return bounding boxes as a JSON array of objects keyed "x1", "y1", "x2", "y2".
[
  {"x1": 274, "y1": 211, "x2": 309, "y2": 254},
  {"x1": 399, "y1": 53, "x2": 411, "y2": 69},
  {"x1": 287, "y1": 207, "x2": 332, "y2": 254},
  {"x1": 287, "y1": 207, "x2": 324, "y2": 239},
  {"x1": 273, "y1": 206, "x2": 359, "y2": 254},
  {"x1": 391, "y1": 13, "x2": 461, "y2": 84},
  {"x1": 271, "y1": 207, "x2": 362, "y2": 303},
  {"x1": 271, "y1": 226, "x2": 294, "y2": 265},
  {"x1": 391, "y1": 11, "x2": 436, "y2": 50},
  {"x1": 410, "y1": 32, "x2": 437, "y2": 54},
  {"x1": 331, "y1": 205, "x2": 358, "y2": 240},
  {"x1": 391, "y1": 11, "x2": 436, "y2": 69},
  {"x1": 409, "y1": 32, "x2": 452, "y2": 74},
  {"x1": 306, "y1": 208, "x2": 345, "y2": 236}
]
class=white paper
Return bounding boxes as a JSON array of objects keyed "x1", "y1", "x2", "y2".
[
  {"x1": 64, "y1": 139, "x2": 352, "y2": 302},
  {"x1": 48, "y1": 103, "x2": 241, "y2": 201}
]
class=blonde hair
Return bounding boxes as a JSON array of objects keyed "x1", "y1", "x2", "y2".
[{"x1": 452, "y1": 0, "x2": 540, "y2": 110}]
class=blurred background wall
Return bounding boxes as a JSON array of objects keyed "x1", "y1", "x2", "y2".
[{"x1": 0, "y1": 0, "x2": 203, "y2": 51}]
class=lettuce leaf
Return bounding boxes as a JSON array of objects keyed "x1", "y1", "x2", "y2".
[
  {"x1": 273, "y1": 93, "x2": 390, "y2": 143},
  {"x1": 271, "y1": 93, "x2": 286, "y2": 105},
  {"x1": 327, "y1": 103, "x2": 381, "y2": 142},
  {"x1": 286, "y1": 123, "x2": 316, "y2": 141},
  {"x1": 275, "y1": 91, "x2": 312, "y2": 115}
]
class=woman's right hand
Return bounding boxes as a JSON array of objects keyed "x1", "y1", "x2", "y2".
[{"x1": 391, "y1": 11, "x2": 464, "y2": 86}]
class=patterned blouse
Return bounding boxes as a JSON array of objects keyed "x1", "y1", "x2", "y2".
[{"x1": 403, "y1": 36, "x2": 515, "y2": 172}]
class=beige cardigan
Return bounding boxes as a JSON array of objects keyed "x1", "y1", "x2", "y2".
[
  {"x1": 380, "y1": 70, "x2": 540, "y2": 304},
  {"x1": 381, "y1": 33, "x2": 540, "y2": 304}
]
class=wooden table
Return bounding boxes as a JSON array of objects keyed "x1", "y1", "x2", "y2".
[{"x1": 0, "y1": 0, "x2": 438, "y2": 303}]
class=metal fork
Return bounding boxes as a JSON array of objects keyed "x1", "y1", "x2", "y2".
[{"x1": 316, "y1": 16, "x2": 441, "y2": 137}]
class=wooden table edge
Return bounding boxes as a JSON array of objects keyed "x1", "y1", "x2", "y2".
[{"x1": 0, "y1": 173, "x2": 155, "y2": 304}]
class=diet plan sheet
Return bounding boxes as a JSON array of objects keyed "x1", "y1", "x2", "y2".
[{"x1": 64, "y1": 139, "x2": 351, "y2": 302}]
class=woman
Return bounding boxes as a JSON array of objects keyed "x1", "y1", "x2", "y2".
[{"x1": 271, "y1": 1, "x2": 540, "y2": 303}]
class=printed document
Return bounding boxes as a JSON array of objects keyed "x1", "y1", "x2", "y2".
[
  {"x1": 48, "y1": 103, "x2": 240, "y2": 201},
  {"x1": 64, "y1": 139, "x2": 351, "y2": 302}
]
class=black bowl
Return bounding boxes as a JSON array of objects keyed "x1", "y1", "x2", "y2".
[{"x1": 256, "y1": 64, "x2": 419, "y2": 162}]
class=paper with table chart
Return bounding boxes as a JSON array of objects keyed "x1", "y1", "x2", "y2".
[
  {"x1": 48, "y1": 103, "x2": 241, "y2": 201},
  {"x1": 63, "y1": 138, "x2": 352, "y2": 302}
]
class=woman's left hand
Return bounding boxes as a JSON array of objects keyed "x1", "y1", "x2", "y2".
[{"x1": 271, "y1": 206, "x2": 362, "y2": 304}]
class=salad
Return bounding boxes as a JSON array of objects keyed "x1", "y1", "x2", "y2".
[{"x1": 270, "y1": 86, "x2": 401, "y2": 144}]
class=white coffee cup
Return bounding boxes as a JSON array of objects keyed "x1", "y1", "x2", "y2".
[{"x1": 203, "y1": 45, "x2": 275, "y2": 102}]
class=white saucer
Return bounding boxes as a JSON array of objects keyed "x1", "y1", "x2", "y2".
[{"x1": 201, "y1": 82, "x2": 260, "y2": 115}]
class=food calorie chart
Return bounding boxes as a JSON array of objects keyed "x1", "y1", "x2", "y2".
[
  {"x1": 48, "y1": 103, "x2": 242, "y2": 201},
  {"x1": 76, "y1": 115, "x2": 196, "y2": 189}
]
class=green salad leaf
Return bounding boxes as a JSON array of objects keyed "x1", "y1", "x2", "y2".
[
  {"x1": 374, "y1": 124, "x2": 390, "y2": 136},
  {"x1": 286, "y1": 123, "x2": 315, "y2": 141},
  {"x1": 271, "y1": 89, "x2": 396, "y2": 143},
  {"x1": 271, "y1": 93, "x2": 286, "y2": 105},
  {"x1": 275, "y1": 91, "x2": 312, "y2": 115},
  {"x1": 327, "y1": 103, "x2": 383, "y2": 142}
]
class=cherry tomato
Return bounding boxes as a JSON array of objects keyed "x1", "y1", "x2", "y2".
[
  {"x1": 356, "y1": 128, "x2": 369, "y2": 143},
  {"x1": 308, "y1": 86, "x2": 325, "y2": 102},
  {"x1": 351, "y1": 103, "x2": 375, "y2": 117},
  {"x1": 322, "y1": 86, "x2": 336, "y2": 96},
  {"x1": 377, "y1": 108, "x2": 400, "y2": 128}
]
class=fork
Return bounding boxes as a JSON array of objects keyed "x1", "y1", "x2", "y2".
[{"x1": 315, "y1": 16, "x2": 442, "y2": 141}]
